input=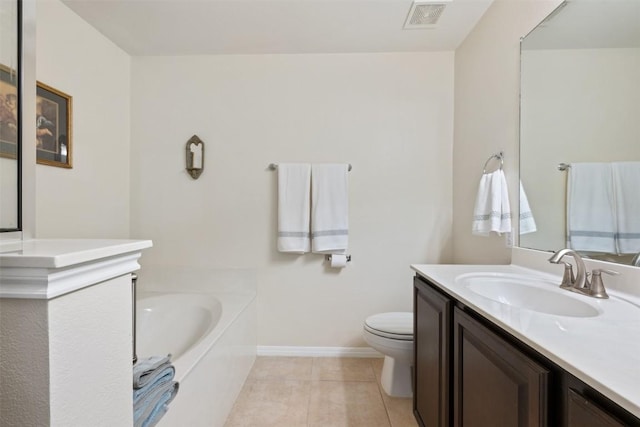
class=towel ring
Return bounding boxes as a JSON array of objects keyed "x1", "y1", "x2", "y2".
[{"x1": 483, "y1": 152, "x2": 504, "y2": 174}]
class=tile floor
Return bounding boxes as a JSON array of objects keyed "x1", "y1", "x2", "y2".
[{"x1": 225, "y1": 357, "x2": 418, "y2": 427}]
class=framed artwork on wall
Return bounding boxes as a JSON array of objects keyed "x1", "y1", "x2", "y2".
[
  {"x1": 0, "y1": 64, "x2": 19, "y2": 160},
  {"x1": 36, "y1": 81, "x2": 72, "y2": 168}
]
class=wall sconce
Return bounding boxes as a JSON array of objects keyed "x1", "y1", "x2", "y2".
[{"x1": 185, "y1": 135, "x2": 204, "y2": 179}]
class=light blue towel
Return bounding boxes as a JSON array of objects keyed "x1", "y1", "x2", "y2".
[
  {"x1": 133, "y1": 365, "x2": 175, "y2": 406},
  {"x1": 133, "y1": 355, "x2": 172, "y2": 389},
  {"x1": 133, "y1": 381, "x2": 179, "y2": 427}
]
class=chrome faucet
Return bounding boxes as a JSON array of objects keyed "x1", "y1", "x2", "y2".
[
  {"x1": 548, "y1": 249, "x2": 618, "y2": 299},
  {"x1": 548, "y1": 249, "x2": 588, "y2": 291}
]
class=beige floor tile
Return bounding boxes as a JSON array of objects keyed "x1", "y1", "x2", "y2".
[
  {"x1": 311, "y1": 357, "x2": 376, "y2": 382},
  {"x1": 382, "y1": 395, "x2": 417, "y2": 427},
  {"x1": 248, "y1": 356, "x2": 313, "y2": 381},
  {"x1": 307, "y1": 380, "x2": 391, "y2": 427},
  {"x1": 371, "y1": 358, "x2": 384, "y2": 381},
  {"x1": 371, "y1": 358, "x2": 417, "y2": 427},
  {"x1": 224, "y1": 379, "x2": 311, "y2": 427}
]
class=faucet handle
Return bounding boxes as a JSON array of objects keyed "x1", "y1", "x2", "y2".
[
  {"x1": 559, "y1": 262, "x2": 575, "y2": 289},
  {"x1": 592, "y1": 268, "x2": 619, "y2": 277},
  {"x1": 589, "y1": 269, "x2": 619, "y2": 299}
]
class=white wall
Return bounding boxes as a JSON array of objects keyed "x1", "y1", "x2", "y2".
[
  {"x1": 130, "y1": 53, "x2": 454, "y2": 346},
  {"x1": 35, "y1": 0, "x2": 131, "y2": 238},
  {"x1": 452, "y1": 0, "x2": 562, "y2": 264},
  {"x1": 520, "y1": 48, "x2": 640, "y2": 251}
]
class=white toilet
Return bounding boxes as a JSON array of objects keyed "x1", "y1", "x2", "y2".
[{"x1": 362, "y1": 312, "x2": 414, "y2": 398}]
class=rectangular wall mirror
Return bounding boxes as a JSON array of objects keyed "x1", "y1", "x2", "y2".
[
  {"x1": 0, "y1": 0, "x2": 21, "y2": 232},
  {"x1": 520, "y1": 0, "x2": 640, "y2": 266}
]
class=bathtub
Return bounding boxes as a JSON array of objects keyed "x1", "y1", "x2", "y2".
[{"x1": 137, "y1": 290, "x2": 256, "y2": 427}]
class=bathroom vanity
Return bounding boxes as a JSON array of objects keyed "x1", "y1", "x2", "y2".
[{"x1": 412, "y1": 264, "x2": 640, "y2": 427}]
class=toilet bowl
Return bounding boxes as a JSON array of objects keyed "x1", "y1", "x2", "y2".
[{"x1": 362, "y1": 312, "x2": 413, "y2": 398}]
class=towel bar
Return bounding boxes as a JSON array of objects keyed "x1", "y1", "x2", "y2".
[{"x1": 269, "y1": 163, "x2": 352, "y2": 171}]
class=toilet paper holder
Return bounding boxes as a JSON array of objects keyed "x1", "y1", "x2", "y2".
[{"x1": 325, "y1": 254, "x2": 351, "y2": 262}]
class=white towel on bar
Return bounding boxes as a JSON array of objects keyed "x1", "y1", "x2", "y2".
[
  {"x1": 311, "y1": 163, "x2": 349, "y2": 253},
  {"x1": 472, "y1": 169, "x2": 512, "y2": 236},
  {"x1": 519, "y1": 181, "x2": 537, "y2": 235},
  {"x1": 277, "y1": 163, "x2": 311, "y2": 253},
  {"x1": 566, "y1": 163, "x2": 616, "y2": 253},
  {"x1": 612, "y1": 162, "x2": 640, "y2": 254}
]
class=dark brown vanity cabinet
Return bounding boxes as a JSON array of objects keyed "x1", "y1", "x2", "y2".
[
  {"x1": 453, "y1": 307, "x2": 549, "y2": 426},
  {"x1": 567, "y1": 388, "x2": 626, "y2": 427},
  {"x1": 413, "y1": 277, "x2": 451, "y2": 427},
  {"x1": 413, "y1": 274, "x2": 640, "y2": 427}
]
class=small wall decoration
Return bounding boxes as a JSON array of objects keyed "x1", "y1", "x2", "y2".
[
  {"x1": 185, "y1": 135, "x2": 204, "y2": 179},
  {"x1": 36, "y1": 81, "x2": 72, "y2": 168},
  {"x1": 0, "y1": 64, "x2": 19, "y2": 159}
]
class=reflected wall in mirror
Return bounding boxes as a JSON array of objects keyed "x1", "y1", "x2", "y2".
[
  {"x1": 0, "y1": 0, "x2": 21, "y2": 232},
  {"x1": 520, "y1": 0, "x2": 640, "y2": 266}
]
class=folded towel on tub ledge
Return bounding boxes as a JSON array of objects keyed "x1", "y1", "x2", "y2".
[
  {"x1": 133, "y1": 354, "x2": 179, "y2": 427},
  {"x1": 133, "y1": 380, "x2": 179, "y2": 427},
  {"x1": 133, "y1": 354, "x2": 172, "y2": 389},
  {"x1": 133, "y1": 364, "x2": 175, "y2": 405}
]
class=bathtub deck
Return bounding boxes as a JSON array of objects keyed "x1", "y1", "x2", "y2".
[{"x1": 225, "y1": 357, "x2": 417, "y2": 427}]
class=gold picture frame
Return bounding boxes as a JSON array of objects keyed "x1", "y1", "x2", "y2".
[{"x1": 36, "y1": 81, "x2": 72, "y2": 168}]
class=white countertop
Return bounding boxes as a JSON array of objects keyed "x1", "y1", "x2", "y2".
[
  {"x1": 411, "y1": 263, "x2": 640, "y2": 418},
  {"x1": 0, "y1": 239, "x2": 153, "y2": 268},
  {"x1": 0, "y1": 239, "x2": 153, "y2": 299}
]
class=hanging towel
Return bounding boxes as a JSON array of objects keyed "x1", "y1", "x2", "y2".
[
  {"x1": 311, "y1": 163, "x2": 349, "y2": 253},
  {"x1": 566, "y1": 163, "x2": 616, "y2": 253},
  {"x1": 472, "y1": 169, "x2": 512, "y2": 236},
  {"x1": 612, "y1": 162, "x2": 640, "y2": 254},
  {"x1": 277, "y1": 164, "x2": 311, "y2": 253},
  {"x1": 519, "y1": 181, "x2": 537, "y2": 235}
]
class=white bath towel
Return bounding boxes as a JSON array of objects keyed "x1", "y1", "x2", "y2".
[
  {"x1": 566, "y1": 163, "x2": 616, "y2": 253},
  {"x1": 472, "y1": 169, "x2": 512, "y2": 236},
  {"x1": 519, "y1": 181, "x2": 537, "y2": 235},
  {"x1": 612, "y1": 162, "x2": 640, "y2": 254},
  {"x1": 277, "y1": 163, "x2": 311, "y2": 253},
  {"x1": 311, "y1": 163, "x2": 349, "y2": 253}
]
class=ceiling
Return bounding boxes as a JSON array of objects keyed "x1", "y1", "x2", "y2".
[
  {"x1": 61, "y1": 0, "x2": 493, "y2": 56},
  {"x1": 522, "y1": 0, "x2": 640, "y2": 50}
]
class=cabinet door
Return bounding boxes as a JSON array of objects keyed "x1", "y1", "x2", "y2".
[
  {"x1": 414, "y1": 277, "x2": 451, "y2": 427},
  {"x1": 567, "y1": 389, "x2": 625, "y2": 427},
  {"x1": 453, "y1": 308, "x2": 549, "y2": 427}
]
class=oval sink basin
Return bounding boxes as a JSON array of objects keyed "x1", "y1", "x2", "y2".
[{"x1": 455, "y1": 273, "x2": 601, "y2": 318}]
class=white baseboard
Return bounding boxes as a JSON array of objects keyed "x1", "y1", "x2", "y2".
[{"x1": 257, "y1": 346, "x2": 383, "y2": 358}]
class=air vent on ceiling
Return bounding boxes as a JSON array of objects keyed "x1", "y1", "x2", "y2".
[{"x1": 404, "y1": 1, "x2": 451, "y2": 29}]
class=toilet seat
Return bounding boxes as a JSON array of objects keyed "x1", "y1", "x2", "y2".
[{"x1": 364, "y1": 312, "x2": 413, "y2": 341}]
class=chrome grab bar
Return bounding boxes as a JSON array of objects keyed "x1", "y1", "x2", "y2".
[{"x1": 132, "y1": 273, "x2": 138, "y2": 365}]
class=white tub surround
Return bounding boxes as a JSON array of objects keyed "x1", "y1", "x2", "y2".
[
  {"x1": 135, "y1": 269, "x2": 257, "y2": 427},
  {"x1": 411, "y1": 263, "x2": 640, "y2": 419},
  {"x1": 0, "y1": 239, "x2": 151, "y2": 427}
]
